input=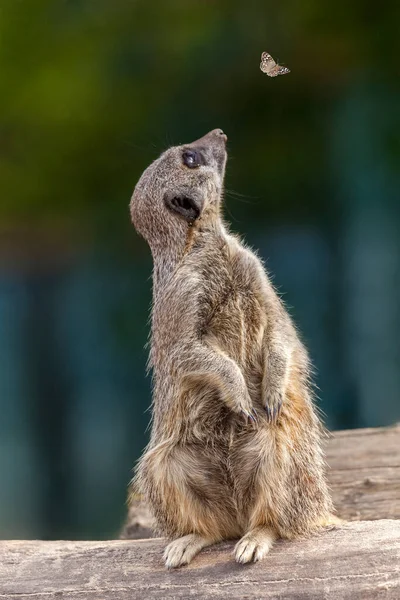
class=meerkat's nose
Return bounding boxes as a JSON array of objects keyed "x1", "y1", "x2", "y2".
[
  {"x1": 210, "y1": 128, "x2": 228, "y2": 143},
  {"x1": 213, "y1": 128, "x2": 228, "y2": 141},
  {"x1": 190, "y1": 129, "x2": 228, "y2": 147}
]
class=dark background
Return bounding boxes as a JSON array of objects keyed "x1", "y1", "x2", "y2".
[{"x1": 0, "y1": 0, "x2": 399, "y2": 540}]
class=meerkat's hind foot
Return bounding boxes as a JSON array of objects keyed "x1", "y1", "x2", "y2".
[
  {"x1": 163, "y1": 534, "x2": 216, "y2": 569},
  {"x1": 234, "y1": 526, "x2": 277, "y2": 564},
  {"x1": 320, "y1": 514, "x2": 344, "y2": 529}
]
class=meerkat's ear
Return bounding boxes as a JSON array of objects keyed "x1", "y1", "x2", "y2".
[{"x1": 164, "y1": 191, "x2": 203, "y2": 224}]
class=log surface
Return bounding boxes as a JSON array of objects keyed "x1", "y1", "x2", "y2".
[
  {"x1": 327, "y1": 424, "x2": 400, "y2": 521},
  {"x1": 1, "y1": 520, "x2": 399, "y2": 599}
]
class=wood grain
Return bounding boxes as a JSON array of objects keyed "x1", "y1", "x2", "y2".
[
  {"x1": 327, "y1": 424, "x2": 400, "y2": 521},
  {"x1": 1, "y1": 520, "x2": 399, "y2": 599}
]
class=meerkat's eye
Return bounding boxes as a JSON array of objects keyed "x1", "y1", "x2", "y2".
[{"x1": 182, "y1": 149, "x2": 202, "y2": 169}]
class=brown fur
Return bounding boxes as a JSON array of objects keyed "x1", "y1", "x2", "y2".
[{"x1": 129, "y1": 129, "x2": 335, "y2": 568}]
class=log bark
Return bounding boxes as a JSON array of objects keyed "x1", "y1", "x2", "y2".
[{"x1": 1, "y1": 520, "x2": 399, "y2": 599}]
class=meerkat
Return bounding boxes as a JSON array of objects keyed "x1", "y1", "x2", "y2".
[{"x1": 129, "y1": 128, "x2": 336, "y2": 568}]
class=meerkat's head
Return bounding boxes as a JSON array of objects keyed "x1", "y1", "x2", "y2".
[{"x1": 130, "y1": 128, "x2": 227, "y2": 248}]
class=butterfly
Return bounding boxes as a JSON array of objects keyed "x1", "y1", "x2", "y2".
[{"x1": 260, "y1": 52, "x2": 290, "y2": 77}]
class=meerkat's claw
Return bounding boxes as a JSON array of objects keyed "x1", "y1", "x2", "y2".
[
  {"x1": 241, "y1": 408, "x2": 258, "y2": 428},
  {"x1": 163, "y1": 534, "x2": 214, "y2": 569},
  {"x1": 264, "y1": 391, "x2": 283, "y2": 423}
]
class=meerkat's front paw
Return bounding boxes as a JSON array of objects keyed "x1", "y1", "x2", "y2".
[
  {"x1": 234, "y1": 527, "x2": 276, "y2": 563},
  {"x1": 264, "y1": 389, "x2": 283, "y2": 423},
  {"x1": 163, "y1": 534, "x2": 213, "y2": 569},
  {"x1": 233, "y1": 390, "x2": 258, "y2": 426},
  {"x1": 240, "y1": 406, "x2": 258, "y2": 426}
]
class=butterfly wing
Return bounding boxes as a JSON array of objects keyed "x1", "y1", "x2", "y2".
[
  {"x1": 269, "y1": 65, "x2": 291, "y2": 77},
  {"x1": 260, "y1": 52, "x2": 276, "y2": 75}
]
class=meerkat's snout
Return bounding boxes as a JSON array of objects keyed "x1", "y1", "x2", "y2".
[
  {"x1": 192, "y1": 128, "x2": 227, "y2": 144},
  {"x1": 184, "y1": 129, "x2": 228, "y2": 176},
  {"x1": 188, "y1": 128, "x2": 227, "y2": 175}
]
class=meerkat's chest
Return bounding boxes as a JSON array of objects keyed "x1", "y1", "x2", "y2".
[
  {"x1": 203, "y1": 287, "x2": 265, "y2": 367},
  {"x1": 151, "y1": 254, "x2": 265, "y2": 371}
]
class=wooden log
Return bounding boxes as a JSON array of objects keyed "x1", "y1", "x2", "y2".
[
  {"x1": 119, "y1": 424, "x2": 400, "y2": 539},
  {"x1": 327, "y1": 424, "x2": 400, "y2": 521},
  {"x1": 1, "y1": 520, "x2": 399, "y2": 599}
]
